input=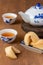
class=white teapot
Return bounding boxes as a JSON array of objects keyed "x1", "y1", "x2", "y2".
[{"x1": 18, "y1": 3, "x2": 43, "y2": 26}]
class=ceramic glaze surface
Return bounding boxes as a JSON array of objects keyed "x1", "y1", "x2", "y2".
[{"x1": 19, "y1": 3, "x2": 43, "y2": 26}]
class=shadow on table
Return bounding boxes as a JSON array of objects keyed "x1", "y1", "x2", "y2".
[
  {"x1": 11, "y1": 19, "x2": 23, "y2": 25},
  {"x1": 10, "y1": 35, "x2": 23, "y2": 44}
]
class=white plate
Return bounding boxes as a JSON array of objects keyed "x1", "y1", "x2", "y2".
[{"x1": 20, "y1": 41, "x2": 43, "y2": 54}]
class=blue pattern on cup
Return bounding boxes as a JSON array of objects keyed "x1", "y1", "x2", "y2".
[
  {"x1": 6, "y1": 19, "x2": 12, "y2": 23},
  {"x1": 1, "y1": 36, "x2": 13, "y2": 43},
  {"x1": 6, "y1": 20, "x2": 10, "y2": 23},
  {"x1": 10, "y1": 19, "x2": 12, "y2": 21}
]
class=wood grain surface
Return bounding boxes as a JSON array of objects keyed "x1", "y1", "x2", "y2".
[{"x1": 0, "y1": 0, "x2": 43, "y2": 65}]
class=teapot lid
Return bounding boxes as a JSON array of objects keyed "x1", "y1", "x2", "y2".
[
  {"x1": 25, "y1": 3, "x2": 43, "y2": 18},
  {"x1": 35, "y1": 3, "x2": 43, "y2": 9}
]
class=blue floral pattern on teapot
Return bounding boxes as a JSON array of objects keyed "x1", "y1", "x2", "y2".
[{"x1": 34, "y1": 13, "x2": 43, "y2": 19}]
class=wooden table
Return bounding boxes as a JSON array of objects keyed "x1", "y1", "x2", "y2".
[{"x1": 0, "y1": 0, "x2": 43, "y2": 65}]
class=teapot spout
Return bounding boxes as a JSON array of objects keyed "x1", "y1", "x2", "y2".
[{"x1": 18, "y1": 11, "x2": 30, "y2": 23}]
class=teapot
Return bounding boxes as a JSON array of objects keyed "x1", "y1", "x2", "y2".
[{"x1": 18, "y1": 3, "x2": 43, "y2": 26}]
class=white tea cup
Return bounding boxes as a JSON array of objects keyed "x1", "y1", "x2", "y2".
[
  {"x1": 0, "y1": 29, "x2": 18, "y2": 43},
  {"x1": 2, "y1": 13, "x2": 17, "y2": 24}
]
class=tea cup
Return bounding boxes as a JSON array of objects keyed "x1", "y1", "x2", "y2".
[
  {"x1": 0, "y1": 29, "x2": 18, "y2": 43},
  {"x1": 2, "y1": 13, "x2": 17, "y2": 24}
]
